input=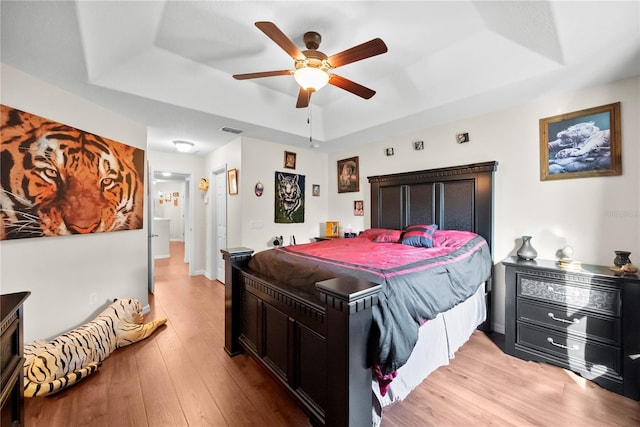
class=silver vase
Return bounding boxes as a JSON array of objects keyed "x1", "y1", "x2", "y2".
[{"x1": 517, "y1": 236, "x2": 538, "y2": 260}]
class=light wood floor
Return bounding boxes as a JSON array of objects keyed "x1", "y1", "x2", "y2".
[{"x1": 25, "y1": 242, "x2": 640, "y2": 426}]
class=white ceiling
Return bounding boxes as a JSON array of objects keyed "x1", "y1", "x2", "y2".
[{"x1": 1, "y1": 1, "x2": 639, "y2": 155}]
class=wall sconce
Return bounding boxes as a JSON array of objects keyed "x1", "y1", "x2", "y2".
[{"x1": 198, "y1": 178, "x2": 209, "y2": 191}]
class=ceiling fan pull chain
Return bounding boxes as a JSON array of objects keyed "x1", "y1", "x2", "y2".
[{"x1": 308, "y1": 104, "x2": 312, "y2": 143}]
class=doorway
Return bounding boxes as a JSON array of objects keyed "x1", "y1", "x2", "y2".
[{"x1": 148, "y1": 169, "x2": 194, "y2": 294}]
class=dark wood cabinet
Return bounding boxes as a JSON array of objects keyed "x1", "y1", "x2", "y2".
[
  {"x1": 503, "y1": 257, "x2": 640, "y2": 399},
  {"x1": 1, "y1": 292, "x2": 30, "y2": 427}
]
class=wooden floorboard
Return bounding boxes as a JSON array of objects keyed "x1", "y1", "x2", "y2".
[{"x1": 25, "y1": 241, "x2": 640, "y2": 426}]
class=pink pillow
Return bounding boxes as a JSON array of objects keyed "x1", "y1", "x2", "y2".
[
  {"x1": 358, "y1": 228, "x2": 394, "y2": 241},
  {"x1": 373, "y1": 230, "x2": 401, "y2": 243}
]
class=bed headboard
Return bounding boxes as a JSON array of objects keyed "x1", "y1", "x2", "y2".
[{"x1": 367, "y1": 161, "x2": 498, "y2": 257}]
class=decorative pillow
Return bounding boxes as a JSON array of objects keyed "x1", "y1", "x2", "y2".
[
  {"x1": 400, "y1": 224, "x2": 438, "y2": 248},
  {"x1": 358, "y1": 228, "x2": 394, "y2": 241},
  {"x1": 373, "y1": 230, "x2": 401, "y2": 243}
]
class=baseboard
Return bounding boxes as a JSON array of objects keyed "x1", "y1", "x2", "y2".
[{"x1": 493, "y1": 322, "x2": 505, "y2": 334}]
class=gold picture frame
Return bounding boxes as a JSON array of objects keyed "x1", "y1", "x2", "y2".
[
  {"x1": 284, "y1": 151, "x2": 296, "y2": 169},
  {"x1": 337, "y1": 156, "x2": 359, "y2": 193},
  {"x1": 540, "y1": 102, "x2": 621, "y2": 181},
  {"x1": 227, "y1": 168, "x2": 238, "y2": 195}
]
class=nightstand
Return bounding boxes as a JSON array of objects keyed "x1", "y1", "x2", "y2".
[
  {"x1": 502, "y1": 257, "x2": 640, "y2": 400},
  {"x1": 1, "y1": 291, "x2": 30, "y2": 427}
]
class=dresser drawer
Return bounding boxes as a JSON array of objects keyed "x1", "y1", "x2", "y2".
[
  {"x1": 517, "y1": 299, "x2": 621, "y2": 345},
  {"x1": 518, "y1": 276, "x2": 620, "y2": 316},
  {"x1": 517, "y1": 323, "x2": 621, "y2": 377}
]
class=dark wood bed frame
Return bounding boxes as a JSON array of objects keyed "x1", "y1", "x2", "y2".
[{"x1": 222, "y1": 161, "x2": 498, "y2": 426}]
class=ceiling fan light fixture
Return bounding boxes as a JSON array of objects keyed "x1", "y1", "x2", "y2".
[
  {"x1": 173, "y1": 140, "x2": 195, "y2": 153},
  {"x1": 294, "y1": 67, "x2": 329, "y2": 91}
]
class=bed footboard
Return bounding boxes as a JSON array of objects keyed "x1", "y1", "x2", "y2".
[{"x1": 222, "y1": 248, "x2": 382, "y2": 427}]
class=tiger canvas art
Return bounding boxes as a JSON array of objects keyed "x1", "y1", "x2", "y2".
[
  {"x1": 0, "y1": 105, "x2": 144, "y2": 240},
  {"x1": 275, "y1": 172, "x2": 305, "y2": 224},
  {"x1": 23, "y1": 298, "x2": 167, "y2": 397}
]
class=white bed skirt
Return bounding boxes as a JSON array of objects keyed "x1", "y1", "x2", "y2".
[{"x1": 372, "y1": 282, "x2": 487, "y2": 425}]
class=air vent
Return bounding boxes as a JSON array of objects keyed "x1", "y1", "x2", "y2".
[{"x1": 219, "y1": 126, "x2": 243, "y2": 134}]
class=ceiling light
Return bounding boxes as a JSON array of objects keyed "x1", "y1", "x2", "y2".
[
  {"x1": 294, "y1": 67, "x2": 329, "y2": 91},
  {"x1": 173, "y1": 140, "x2": 194, "y2": 153},
  {"x1": 162, "y1": 172, "x2": 172, "y2": 177}
]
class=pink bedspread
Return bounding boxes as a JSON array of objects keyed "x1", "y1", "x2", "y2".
[
  {"x1": 279, "y1": 230, "x2": 485, "y2": 276},
  {"x1": 248, "y1": 229, "x2": 491, "y2": 375}
]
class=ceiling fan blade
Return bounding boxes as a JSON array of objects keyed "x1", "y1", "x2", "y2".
[
  {"x1": 296, "y1": 88, "x2": 313, "y2": 108},
  {"x1": 255, "y1": 21, "x2": 305, "y2": 61},
  {"x1": 233, "y1": 70, "x2": 293, "y2": 80},
  {"x1": 327, "y1": 38, "x2": 388, "y2": 68},
  {"x1": 329, "y1": 74, "x2": 376, "y2": 99}
]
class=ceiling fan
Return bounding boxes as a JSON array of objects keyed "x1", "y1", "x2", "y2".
[{"x1": 233, "y1": 22, "x2": 388, "y2": 108}]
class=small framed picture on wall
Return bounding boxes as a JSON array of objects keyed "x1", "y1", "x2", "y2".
[
  {"x1": 284, "y1": 151, "x2": 296, "y2": 169},
  {"x1": 354, "y1": 200, "x2": 364, "y2": 216},
  {"x1": 228, "y1": 168, "x2": 238, "y2": 195}
]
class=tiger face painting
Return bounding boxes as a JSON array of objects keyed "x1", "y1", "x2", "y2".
[
  {"x1": 0, "y1": 105, "x2": 144, "y2": 240},
  {"x1": 23, "y1": 298, "x2": 167, "y2": 397},
  {"x1": 275, "y1": 172, "x2": 305, "y2": 224}
]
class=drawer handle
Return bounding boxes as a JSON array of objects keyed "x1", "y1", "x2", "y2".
[
  {"x1": 547, "y1": 313, "x2": 580, "y2": 324},
  {"x1": 547, "y1": 337, "x2": 579, "y2": 351}
]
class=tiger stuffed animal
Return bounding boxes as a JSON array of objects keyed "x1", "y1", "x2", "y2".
[
  {"x1": 23, "y1": 298, "x2": 167, "y2": 397},
  {"x1": 0, "y1": 105, "x2": 144, "y2": 240}
]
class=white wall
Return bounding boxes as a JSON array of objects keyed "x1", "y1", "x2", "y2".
[
  {"x1": 201, "y1": 136, "x2": 329, "y2": 278},
  {"x1": 328, "y1": 76, "x2": 640, "y2": 334},
  {"x1": 239, "y1": 137, "x2": 329, "y2": 251},
  {"x1": 0, "y1": 64, "x2": 149, "y2": 343},
  {"x1": 204, "y1": 137, "x2": 241, "y2": 278}
]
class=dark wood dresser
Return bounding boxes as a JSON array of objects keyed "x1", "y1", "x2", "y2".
[
  {"x1": 1, "y1": 292, "x2": 30, "y2": 427},
  {"x1": 503, "y1": 257, "x2": 640, "y2": 399}
]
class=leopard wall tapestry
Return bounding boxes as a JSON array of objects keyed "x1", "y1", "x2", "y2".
[
  {"x1": 275, "y1": 172, "x2": 305, "y2": 224},
  {"x1": 23, "y1": 298, "x2": 167, "y2": 397},
  {"x1": 0, "y1": 105, "x2": 145, "y2": 240}
]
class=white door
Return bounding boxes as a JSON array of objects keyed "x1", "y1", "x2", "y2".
[
  {"x1": 147, "y1": 164, "x2": 155, "y2": 294},
  {"x1": 215, "y1": 170, "x2": 227, "y2": 283},
  {"x1": 152, "y1": 218, "x2": 170, "y2": 259}
]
